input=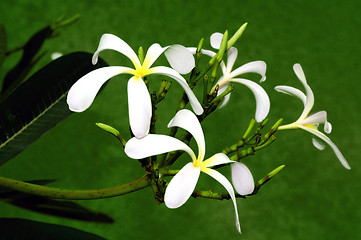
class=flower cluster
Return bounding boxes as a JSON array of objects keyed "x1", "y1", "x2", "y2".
[{"x1": 66, "y1": 25, "x2": 350, "y2": 233}]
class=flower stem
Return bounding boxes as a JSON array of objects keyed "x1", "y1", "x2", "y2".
[{"x1": 0, "y1": 175, "x2": 150, "y2": 200}]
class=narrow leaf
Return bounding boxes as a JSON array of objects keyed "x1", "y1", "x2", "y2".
[
  {"x1": 1, "y1": 194, "x2": 113, "y2": 223},
  {"x1": 0, "y1": 24, "x2": 6, "y2": 69},
  {"x1": 0, "y1": 52, "x2": 108, "y2": 166},
  {"x1": 0, "y1": 218, "x2": 106, "y2": 240},
  {"x1": 2, "y1": 26, "x2": 54, "y2": 92}
]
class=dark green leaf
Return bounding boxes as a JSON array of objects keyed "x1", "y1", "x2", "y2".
[
  {"x1": 0, "y1": 179, "x2": 113, "y2": 223},
  {"x1": 2, "y1": 26, "x2": 53, "y2": 93},
  {"x1": 0, "y1": 52, "x2": 107, "y2": 166},
  {"x1": 0, "y1": 24, "x2": 6, "y2": 69},
  {"x1": 0, "y1": 193, "x2": 113, "y2": 223},
  {"x1": 0, "y1": 218, "x2": 106, "y2": 240}
]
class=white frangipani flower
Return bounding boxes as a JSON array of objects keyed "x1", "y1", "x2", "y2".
[
  {"x1": 67, "y1": 34, "x2": 203, "y2": 139},
  {"x1": 275, "y1": 63, "x2": 350, "y2": 170},
  {"x1": 188, "y1": 32, "x2": 269, "y2": 122},
  {"x1": 125, "y1": 109, "x2": 254, "y2": 233}
]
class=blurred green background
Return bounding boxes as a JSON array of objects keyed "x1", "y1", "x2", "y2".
[{"x1": 1, "y1": 0, "x2": 360, "y2": 239}]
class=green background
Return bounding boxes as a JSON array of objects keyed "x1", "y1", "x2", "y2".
[{"x1": 1, "y1": 0, "x2": 360, "y2": 239}]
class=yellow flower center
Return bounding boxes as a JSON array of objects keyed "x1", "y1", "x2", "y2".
[
  {"x1": 192, "y1": 155, "x2": 203, "y2": 168},
  {"x1": 132, "y1": 65, "x2": 153, "y2": 79},
  {"x1": 304, "y1": 124, "x2": 318, "y2": 130}
]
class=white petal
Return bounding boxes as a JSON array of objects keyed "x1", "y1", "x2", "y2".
[
  {"x1": 231, "y1": 162, "x2": 254, "y2": 195},
  {"x1": 51, "y1": 52, "x2": 62, "y2": 60},
  {"x1": 149, "y1": 66, "x2": 203, "y2": 115},
  {"x1": 228, "y1": 61, "x2": 267, "y2": 82},
  {"x1": 201, "y1": 153, "x2": 234, "y2": 168},
  {"x1": 67, "y1": 66, "x2": 133, "y2": 112},
  {"x1": 202, "y1": 167, "x2": 241, "y2": 233},
  {"x1": 168, "y1": 109, "x2": 205, "y2": 161},
  {"x1": 164, "y1": 162, "x2": 201, "y2": 208},
  {"x1": 230, "y1": 78, "x2": 270, "y2": 122},
  {"x1": 220, "y1": 61, "x2": 227, "y2": 75},
  {"x1": 293, "y1": 63, "x2": 307, "y2": 83},
  {"x1": 218, "y1": 93, "x2": 231, "y2": 109},
  {"x1": 142, "y1": 43, "x2": 167, "y2": 70},
  {"x1": 299, "y1": 126, "x2": 351, "y2": 170},
  {"x1": 312, "y1": 137, "x2": 326, "y2": 150},
  {"x1": 92, "y1": 34, "x2": 141, "y2": 69},
  {"x1": 165, "y1": 45, "x2": 195, "y2": 74},
  {"x1": 128, "y1": 77, "x2": 152, "y2": 138},
  {"x1": 274, "y1": 85, "x2": 307, "y2": 106},
  {"x1": 217, "y1": 83, "x2": 231, "y2": 109},
  {"x1": 226, "y1": 47, "x2": 238, "y2": 74},
  {"x1": 299, "y1": 111, "x2": 327, "y2": 126},
  {"x1": 201, "y1": 49, "x2": 217, "y2": 58},
  {"x1": 125, "y1": 134, "x2": 196, "y2": 161},
  {"x1": 324, "y1": 121, "x2": 332, "y2": 134},
  {"x1": 186, "y1": 47, "x2": 197, "y2": 54},
  {"x1": 293, "y1": 64, "x2": 314, "y2": 120},
  {"x1": 210, "y1": 32, "x2": 224, "y2": 49},
  {"x1": 186, "y1": 47, "x2": 217, "y2": 58}
]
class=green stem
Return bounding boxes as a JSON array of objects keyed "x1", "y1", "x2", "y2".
[
  {"x1": 191, "y1": 190, "x2": 246, "y2": 200},
  {"x1": 0, "y1": 175, "x2": 150, "y2": 200}
]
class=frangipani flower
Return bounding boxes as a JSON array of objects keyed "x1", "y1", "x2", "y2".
[
  {"x1": 275, "y1": 63, "x2": 350, "y2": 169},
  {"x1": 188, "y1": 32, "x2": 270, "y2": 122},
  {"x1": 67, "y1": 33, "x2": 203, "y2": 139},
  {"x1": 125, "y1": 109, "x2": 254, "y2": 233}
]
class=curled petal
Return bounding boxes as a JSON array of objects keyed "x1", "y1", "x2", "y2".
[
  {"x1": 67, "y1": 66, "x2": 133, "y2": 112},
  {"x1": 201, "y1": 153, "x2": 234, "y2": 169},
  {"x1": 210, "y1": 32, "x2": 224, "y2": 49},
  {"x1": 168, "y1": 109, "x2": 205, "y2": 161},
  {"x1": 312, "y1": 137, "x2": 326, "y2": 150},
  {"x1": 142, "y1": 43, "x2": 167, "y2": 70},
  {"x1": 231, "y1": 162, "x2": 254, "y2": 195},
  {"x1": 92, "y1": 34, "x2": 141, "y2": 69},
  {"x1": 299, "y1": 126, "x2": 351, "y2": 170},
  {"x1": 293, "y1": 63, "x2": 307, "y2": 83},
  {"x1": 293, "y1": 64, "x2": 314, "y2": 120},
  {"x1": 128, "y1": 77, "x2": 152, "y2": 138},
  {"x1": 226, "y1": 47, "x2": 238, "y2": 74},
  {"x1": 202, "y1": 168, "x2": 241, "y2": 233},
  {"x1": 228, "y1": 61, "x2": 267, "y2": 82},
  {"x1": 150, "y1": 66, "x2": 203, "y2": 115},
  {"x1": 164, "y1": 163, "x2": 201, "y2": 208},
  {"x1": 165, "y1": 45, "x2": 195, "y2": 74},
  {"x1": 230, "y1": 78, "x2": 270, "y2": 122},
  {"x1": 274, "y1": 85, "x2": 307, "y2": 106},
  {"x1": 299, "y1": 111, "x2": 327, "y2": 126},
  {"x1": 125, "y1": 134, "x2": 196, "y2": 161}
]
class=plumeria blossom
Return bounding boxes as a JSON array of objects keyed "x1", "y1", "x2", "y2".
[
  {"x1": 188, "y1": 32, "x2": 270, "y2": 122},
  {"x1": 67, "y1": 33, "x2": 203, "y2": 139},
  {"x1": 275, "y1": 63, "x2": 350, "y2": 169},
  {"x1": 125, "y1": 109, "x2": 254, "y2": 233}
]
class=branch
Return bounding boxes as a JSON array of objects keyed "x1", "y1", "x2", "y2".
[{"x1": 0, "y1": 175, "x2": 150, "y2": 200}]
